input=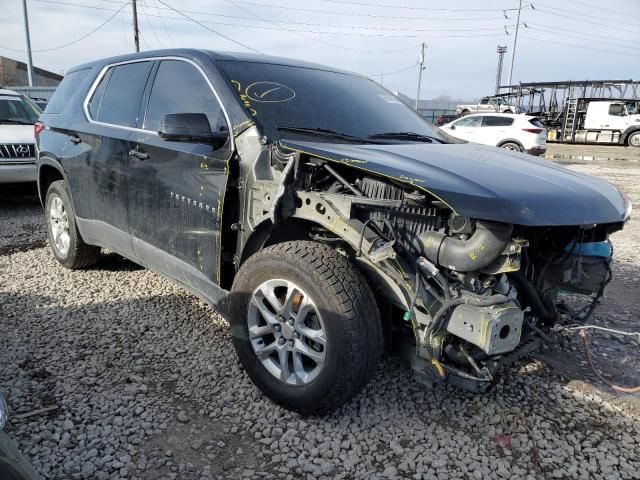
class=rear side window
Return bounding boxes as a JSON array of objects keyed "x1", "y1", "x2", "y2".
[
  {"x1": 482, "y1": 116, "x2": 513, "y2": 127},
  {"x1": 143, "y1": 60, "x2": 224, "y2": 132},
  {"x1": 45, "y1": 68, "x2": 90, "y2": 114},
  {"x1": 88, "y1": 61, "x2": 152, "y2": 127},
  {"x1": 529, "y1": 118, "x2": 545, "y2": 128}
]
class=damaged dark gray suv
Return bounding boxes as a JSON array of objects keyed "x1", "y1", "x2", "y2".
[{"x1": 36, "y1": 49, "x2": 632, "y2": 414}]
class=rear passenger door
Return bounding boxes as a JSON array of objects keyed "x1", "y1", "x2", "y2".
[
  {"x1": 480, "y1": 115, "x2": 514, "y2": 146},
  {"x1": 69, "y1": 60, "x2": 153, "y2": 257},
  {"x1": 127, "y1": 58, "x2": 231, "y2": 298}
]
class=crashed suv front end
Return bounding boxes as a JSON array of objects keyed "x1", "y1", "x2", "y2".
[
  {"x1": 228, "y1": 134, "x2": 630, "y2": 392},
  {"x1": 215, "y1": 53, "x2": 630, "y2": 395}
]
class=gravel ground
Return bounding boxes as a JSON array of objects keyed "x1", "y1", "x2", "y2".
[{"x1": 1, "y1": 145, "x2": 639, "y2": 480}]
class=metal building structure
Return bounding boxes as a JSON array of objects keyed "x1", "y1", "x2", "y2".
[{"x1": 496, "y1": 79, "x2": 639, "y2": 125}]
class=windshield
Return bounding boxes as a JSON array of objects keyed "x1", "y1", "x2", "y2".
[
  {"x1": 217, "y1": 60, "x2": 447, "y2": 143},
  {"x1": 0, "y1": 94, "x2": 41, "y2": 124}
]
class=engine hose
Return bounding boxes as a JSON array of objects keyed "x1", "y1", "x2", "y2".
[
  {"x1": 510, "y1": 272, "x2": 557, "y2": 321},
  {"x1": 419, "y1": 221, "x2": 513, "y2": 272}
]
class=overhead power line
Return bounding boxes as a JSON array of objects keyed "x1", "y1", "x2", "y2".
[
  {"x1": 152, "y1": 0, "x2": 262, "y2": 53},
  {"x1": 317, "y1": 0, "x2": 526, "y2": 12},
  {"x1": 367, "y1": 62, "x2": 418, "y2": 77},
  {"x1": 565, "y1": 0, "x2": 640, "y2": 21},
  {"x1": 1, "y1": 1, "x2": 128, "y2": 53},
  {"x1": 533, "y1": 1, "x2": 639, "y2": 28},
  {"x1": 525, "y1": 26, "x2": 637, "y2": 50},
  {"x1": 223, "y1": 0, "x2": 508, "y2": 22},
  {"x1": 519, "y1": 35, "x2": 640, "y2": 57},
  {"x1": 532, "y1": 6, "x2": 640, "y2": 34}
]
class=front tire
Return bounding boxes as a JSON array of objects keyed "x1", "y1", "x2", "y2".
[
  {"x1": 230, "y1": 241, "x2": 383, "y2": 414},
  {"x1": 628, "y1": 131, "x2": 640, "y2": 148},
  {"x1": 45, "y1": 180, "x2": 100, "y2": 269}
]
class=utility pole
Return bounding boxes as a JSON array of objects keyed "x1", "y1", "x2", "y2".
[
  {"x1": 495, "y1": 46, "x2": 507, "y2": 94},
  {"x1": 507, "y1": 0, "x2": 522, "y2": 86},
  {"x1": 21, "y1": 0, "x2": 35, "y2": 87},
  {"x1": 132, "y1": 0, "x2": 140, "y2": 52},
  {"x1": 415, "y1": 42, "x2": 426, "y2": 112}
]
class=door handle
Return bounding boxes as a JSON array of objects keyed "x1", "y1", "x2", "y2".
[
  {"x1": 69, "y1": 135, "x2": 81, "y2": 144},
  {"x1": 128, "y1": 149, "x2": 149, "y2": 161}
]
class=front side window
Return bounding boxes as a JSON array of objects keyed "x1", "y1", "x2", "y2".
[
  {"x1": 0, "y1": 94, "x2": 40, "y2": 125},
  {"x1": 453, "y1": 116, "x2": 482, "y2": 128},
  {"x1": 479, "y1": 98, "x2": 489, "y2": 105},
  {"x1": 218, "y1": 60, "x2": 446, "y2": 143},
  {"x1": 482, "y1": 116, "x2": 513, "y2": 127},
  {"x1": 88, "y1": 61, "x2": 152, "y2": 127},
  {"x1": 608, "y1": 104, "x2": 626, "y2": 117},
  {"x1": 143, "y1": 60, "x2": 225, "y2": 133}
]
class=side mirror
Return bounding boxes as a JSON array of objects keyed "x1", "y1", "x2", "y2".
[
  {"x1": 450, "y1": 125, "x2": 456, "y2": 130},
  {"x1": 159, "y1": 113, "x2": 229, "y2": 148}
]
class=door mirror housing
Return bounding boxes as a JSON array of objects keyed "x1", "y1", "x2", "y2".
[
  {"x1": 158, "y1": 113, "x2": 229, "y2": 148},
  {"x1": 449, "y1": 125, "x2": 456, "y2": 130}
]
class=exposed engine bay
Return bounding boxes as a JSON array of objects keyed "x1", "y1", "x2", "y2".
[{"x1": 228, "y1": 132, "x2": 626, "y2": 392}]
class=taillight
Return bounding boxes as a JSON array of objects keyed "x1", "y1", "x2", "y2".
[
  {"x1": 34, "y1": 121, "x2": 44, "y2": 138},
  {"x1": 522, "y1": 128, "x2": 543, "y2": 134}
]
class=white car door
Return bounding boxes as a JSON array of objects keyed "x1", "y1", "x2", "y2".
[
  {"x1": 480, "y1": 116, "x2": 514, "y2": 146},
  {"x1": 443, "y1": 116, "x2": 482, "y2": 142}
]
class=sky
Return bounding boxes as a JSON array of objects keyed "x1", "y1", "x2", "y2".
[{"x1": 0, "y1": 0, "x2": 638, "y2": 100}]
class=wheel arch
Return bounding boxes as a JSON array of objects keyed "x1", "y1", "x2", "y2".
[
  {"x1": 621, "y1": 126, "x2": 640, "y2": 145},
  {"x1": 37, "y1": 158, "x2": 67, "y2": 206},
  {"x1": 497, "y1": 138, "x2": 524, "y2": 150}
]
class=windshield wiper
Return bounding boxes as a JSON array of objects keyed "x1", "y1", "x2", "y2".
[
  {"x1": 370, "y1": 131, "x2": 442, "y2": 143},
  {"x1": 276, "y1": 126, "x2": 376, "y2": 143}
]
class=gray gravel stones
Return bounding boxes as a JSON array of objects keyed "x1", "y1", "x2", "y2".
[{"x1": 1, "y1": 152, "x2": 640, "y2": 480}]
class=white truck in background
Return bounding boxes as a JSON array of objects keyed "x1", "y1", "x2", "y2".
[
  {"x1": 456, "y1": 96, "x2": 520, "y2": 116},
  {"x1": 552, "y1": 99, "x2": 640, "y2": 147}
]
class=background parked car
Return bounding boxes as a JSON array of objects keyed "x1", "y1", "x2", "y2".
[
  {"x1": 436, "y1": 113, "x2": 458, "y2": 126},
  {"x1": 439, "y1": 113, "x2": 547, "y2": 155},
  {"x1": 0, "y1": 88, "x2": 41, "y2": 183}
]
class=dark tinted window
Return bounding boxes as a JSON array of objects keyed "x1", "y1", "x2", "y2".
[
  {"x1": 479, "y1": 98, "x2": 489, "y2": 105},
  {"x1": 144, "y1": 60, "x2": 224, "y2": 132},
  {"x1": 90, "y1": 61, "x2": 152, "y2": 127},
  {"x1": 528, "y1": 118, "x2": 545, "y2": 128},
  {"x1": 45, "y1": 68, "x2": 90, "y2": 113},
  {"x1": 608, "y1": 104, "x2": 625, "y2": 116},
  {"x1": 482, "y1": 116, "x2": 513, "y2": 127},
  {"x1": 217, "y1": 60, "x2": 446, "y2": 142}
]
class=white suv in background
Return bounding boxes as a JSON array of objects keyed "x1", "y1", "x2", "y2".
[
  {"x1": 440, "y1": 113, "x2": 547, "y2": 156},
  {"x1": 0, "y1": 88, "x2": 42, "y2": 183}
]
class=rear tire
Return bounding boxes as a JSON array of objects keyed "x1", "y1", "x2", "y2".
[
  {"x1": 500, "y1": 141, "x2": 523, "y2": 152},
  {"x1": 229, "y1": 241, "x2": 383, "y2": 414},
  {"x1": 460, "y1": 110, "x2": 470, "y2": 117},
  {"x1": 45, "y1": 180, "x2": 100, "y2": 269},
  {"x1": 627, "y1": 131, "x2": 640, "y2": 148}
]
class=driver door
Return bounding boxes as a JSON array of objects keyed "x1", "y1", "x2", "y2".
[{"x1": 126, "y1": 59, "x2": 232, "y2": 296}]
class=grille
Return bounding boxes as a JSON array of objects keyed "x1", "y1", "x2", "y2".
[{"x1": 0, "y1": 144, "x2": 35, "y2": 160}]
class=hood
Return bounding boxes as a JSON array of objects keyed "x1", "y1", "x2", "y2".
[
  {"x1": 0, "y1": 124, "x2": 35, "y2": 144},
  {"x1": 280, "y1": 139, "x2": 628, "y2": 227}
]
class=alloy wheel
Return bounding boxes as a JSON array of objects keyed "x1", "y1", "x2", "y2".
[
  {"x1": 49, "y1": 195, "x2": 71, "y2": 256},
  {"x1": 247, "y1": 279, "x2": 327, "y2": 385}
]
